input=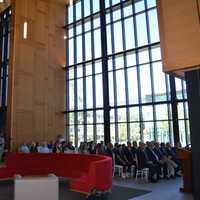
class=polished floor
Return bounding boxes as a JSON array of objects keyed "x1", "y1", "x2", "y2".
[
  {"x1": 113, "y1": 176, "x2": 193, "y2": 200},
  {"x1": 0, "y1": 163, "x2": 193, "y2": 200}
]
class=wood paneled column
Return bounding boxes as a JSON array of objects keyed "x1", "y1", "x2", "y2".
[{"x1": 7, "y1": 0, "x2": 66, "y2": 149}]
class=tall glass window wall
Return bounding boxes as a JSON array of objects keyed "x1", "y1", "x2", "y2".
[
  {"x1": 65, "y1": 0, "x2": 189, "y2": 147},
  {"x1": 0, "y1": 7, "x2": 10, "y2": 108}
]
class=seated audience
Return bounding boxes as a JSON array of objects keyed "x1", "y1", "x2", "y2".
[
  {"x1": 78, "y1": 142, "x2": 89, "y2": 154},
  {"x1": 88, "y1": 141, "x2": 96, "y2": 154},
  {"x1": 15, "y1": 137, "x2": 183, "y2": 184},
  {"x1": 29, "y1": 141, "x2": 38, "y2": 153},
  {"x1": 37, "y1": 142, "x2": 50, "y2": 153},
  {"x1": 19, "y1": 143, "x2": 30, "y2": 153}
]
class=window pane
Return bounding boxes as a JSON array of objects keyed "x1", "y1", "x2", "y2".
[
  {"x1": 151, "y1": 46, "x2": 161, "y2": 61},
  {"x1": 84, "y1": 0, "x2": 91, "y2": 17},
  {"x1": 136, "y1": 13, "x2": 148, "y2": 47},
  {"x1": 126, "y1": 51, "x2": 136, "y2": 67},
  {"x1": 78, "y1": 112, "x2": 84, "y2": 125},
  {"x1": 156, "y1": 121, "x2": 170, "y2": 143},
  {"x1": 86, "y1": 76, "x2": 93, "y2": 108},
  {"x1": 76, "y1": 1, "x2": 82, "y2": 21},
  {"x1": 142, "y1": 122, "x2": 154, "y2": 142},
  {"x1": 140, "y1": 64, "x2": 152, "y2": 103},
  {"x1": 115, "y1": 55, "x2": 124, "y2": 70},
  {"x1": 85, "y1": 32, "x2": 91, "y2": 61},
  {"x1": 135, "y1": 0, "x2": 145, "y2": 13},
  {"x1": 76, "y1": 35, "x2": 82, "y2": 63},
  {"x1": 96, "y1": 74, "x2": 103, "y2": 107},
  {"x1": 112, "y1": 0, "x2": 120, "y2": 6},
  {"x1": 69, "y1": 68, "x2": 74, "y2": 79},
  {"x1": 113, "y1": 9, "x2": 121, "y2": 21},
  {"x1": 87, "y1": 111, "x2": 93, "y2": 124},
  {"x1": 155, "y1": 104, "x2": 168, "y2": 120},
  {"x1": 124, "y1": 18, "x2": 135, "y2": 50},
  {"x1": 68, "y1": 27, "x2": 73, "y2": 38},
  {"x1": 69, "y1": 112, "x2": 74, "y2": 125},
  {"x1": 87, "y1": 125, "x2": 93, "y2": 141},
  {"x1": 93, "y1": 17, "x2": 100, "y2": 29},
  {"x1": 96, "y1": 110, "x2": 104, "y2": 123},
  {"x1": 77, "y1": 78, "x2": 83, "y2": 110},
  {"x1": 114, "y1": 21, "x2": 123, "y2": 53},
  {"x1": 69, "y1": 80, "x2": 74, "y2": 110},
  {"x1": 148, "y1": 9, "x2": 160, "y2": 43},
  {"x1": 92, "y1": 0, "x2": 99, "y2": 13},
  {"x1": 179, "y1": 120, "x2": 187, "y2": 147},
  {"x1": 68, "y1": 39, "x2": 74, "y2": 65},
  {"x1": 130, "y1": 123, "x2": 140, "y2": 141},
  {"x1": 138, "y1": 48, "x2": 149, "y2": 64},
  {"x1": 178, "y1": 102, "x2": 184, "y2": 119},
  {"x1": 68, "y1": 6, "x2": 73, "y2": 24},
  {"x1": 77, "y1": 65, "x2": 83, "y2": 78},
  {"x1": 110, "y1": 109, "x2": 115, "y2": 123},
  {"x1": 86, "y1": 62, "x2": 92, "y2": 76},
  {"x1": 153, "y1": 62, "x2": 167, "y2": 101},
  {"x1": 109, "y1": 72, "x2": 114, "y2": 106},
  {"x1": 147, "y1": 0, "x2": 156, "y2": 8},
  {"x1": 118, "y1": 108, "x2": 127, "y2": 122},
  {"x1": 142, "y1": 105, "x2": 153, "y2": 121},
  {"x1": 69, "y1": 125, "x2": 75, "y2": 144},
  {"x1": 94, "y1": 29, "x2": 101, "y2": 58},
  {"x1": 129, "y1": 107, "x2": 139, "y2": 122},
  {"x1": 123, "y1": 4, "x2": 132, "y2": 18},
  {"x1": 110, "y1": 124, "x2": 116, "y2": 143},
  {"x1": 76, "y1": 24, "x2": 82, "y2": 35},
  {"x1": 116, "y1": 69, "x2": 126, "y2": 105},
  {"x1": 127, "y1": 67, "x2": 138, "y2": 104},
  {"x1": 175, "y1": 78, "x2": 183, "y2": 99},
  {"x1": 97, "y1": 125, "x2": 104, "y2": 142},
  {"x1": 78, "y1": 125, "x2": 84, "y2": 144},
  {"x1": 95, "y1": 60, "x2": 102, "y2": 74},
  {"x1": 118, "y1": 123, "x2": 127, "y2": 143},
  {"x1": 106, "y1": 25, "x2": 112, "y2": 55}
]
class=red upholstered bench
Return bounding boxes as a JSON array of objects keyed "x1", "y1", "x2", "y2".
[{"x1": 0, "y1": 153, "x2": 112, "y2": 194}]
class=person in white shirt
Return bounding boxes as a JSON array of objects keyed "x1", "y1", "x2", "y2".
[
  {"x1": 37, "y1": 142, "x2": 50, "y2": 153},
  {"x1": 19, "y1": 143, "x2": 30, "y2": 153},
  {"x1": 0, "y1": 133, "x2": 5, "y2": 162}
]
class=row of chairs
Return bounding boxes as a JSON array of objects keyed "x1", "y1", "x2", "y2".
[
  {"x1": 112, "y1": 153, "x2": 149, "y2": 181},
  {"x1": 113, "y1": 164, "x2": 149, "y2": 181}
]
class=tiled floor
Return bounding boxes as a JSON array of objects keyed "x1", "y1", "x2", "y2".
[{"x1": 113, "y1": 177, "x2": 193, "y2": 200}]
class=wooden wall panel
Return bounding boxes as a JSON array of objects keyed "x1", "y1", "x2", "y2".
[
  {"x1": 157, "y1": 0, "x2": 200, "y2": 77},
  {"x1": 7, "y1": 0, "x2": 65, "y2": 150}
]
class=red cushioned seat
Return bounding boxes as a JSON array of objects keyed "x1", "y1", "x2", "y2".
[{"x1": 0, "y1": 153, "x2": 112, "y2": 194}]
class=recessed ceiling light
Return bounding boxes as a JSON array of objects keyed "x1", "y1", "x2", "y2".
[
  {"x1": 23, "y1": 21, "x2": 28, "y2": 39},
  {"x1": 69, "y1": 0, "x2": 73, "y2": 6}
]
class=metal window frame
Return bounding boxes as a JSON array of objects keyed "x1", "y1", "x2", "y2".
[{"x1": 65, "y1": 0, "x2": 189, "y2": 146}]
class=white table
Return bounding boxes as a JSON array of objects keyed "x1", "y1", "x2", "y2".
[{"x1": 14, "y1": 174, "x2": 59, "y2": 200}]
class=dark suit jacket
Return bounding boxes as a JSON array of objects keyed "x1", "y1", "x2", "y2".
[
  {"x1": 153, "y1": 148, "x2": 164, "y2": 160},
  {"x1": 145, "y1": 147, "x2": 158, "y2": 163},
  {"x1": 123, "y1": 147, "x2": 135, "y2": 163},
  {"x1": 137, "y1": 148, "x2": 148, "y2": 169}
]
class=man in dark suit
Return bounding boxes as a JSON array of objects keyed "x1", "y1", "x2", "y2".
[
  {"x1": 145, "y1": 142, "x2": 161, "y2": 179},
  {"x1": 123, "y1": 142, "x2": 137, "y2": 166},
  {"x1": 166, "y1": 142, "x2": 182, "y2": 176},
  {"x1": 153, "y1": 142, "x2": 168, "y2": 178},
  {"x1": 114, "y1": 145, "x2": 129, "y2": 173},
  {"x1": 137, "y1": 142, "x2": 158, "y2": 182}
]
